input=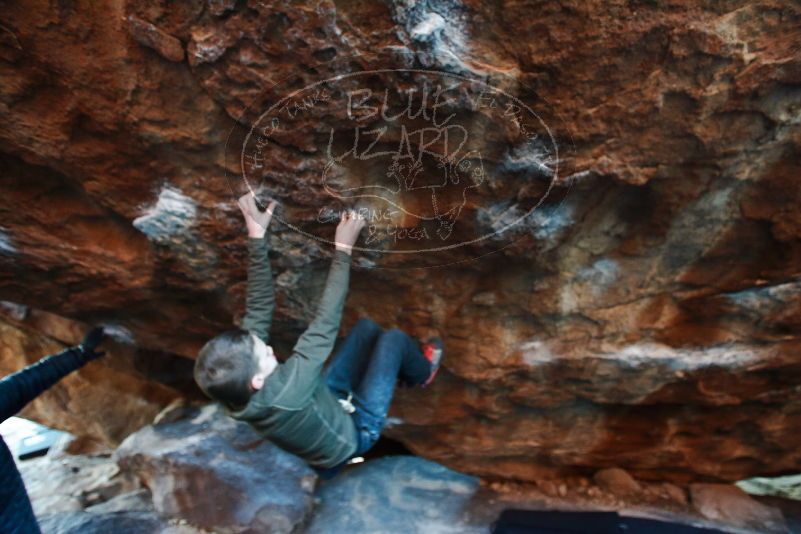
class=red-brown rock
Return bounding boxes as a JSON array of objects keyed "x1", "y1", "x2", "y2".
[
  {"x1": 126, "y1": 15, "x2": 185, "y2": 63},
  {"x1": 689, "y1": 483, "x2": 787, "y2": 532},
  {"x1": 1, "y1": 0, "x2": 801, "y2": 485}
]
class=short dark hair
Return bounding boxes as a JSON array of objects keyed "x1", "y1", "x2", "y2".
[{"x1": 194, "y1": 329, "x2": 257, "y2": 408}]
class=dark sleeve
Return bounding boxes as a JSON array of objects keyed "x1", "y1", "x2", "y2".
[
  {"x1": 241, "y1": 236, "x2": 276, "y2": 344},
  {"x1": 0, "y1": 347, "x2": 87, "y2": 422},
  {"x1": 284, "y1": 250, "x2": 352, "y2": 387}
]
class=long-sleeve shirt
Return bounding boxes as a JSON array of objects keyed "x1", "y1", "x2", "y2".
[
  {"x1": 228, "y1": 237, "x2": 358, "y2": 468},
  {"x1": 0, "y1": 347, "x2": 89, "y2": 534},
  {"x1": 240, "y1": 237, "x2": 276, "y2": 345}
]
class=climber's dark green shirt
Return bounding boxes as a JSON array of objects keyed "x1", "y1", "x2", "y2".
[{"x1": 227, "y1": 237, "x2": 358, "y2": 468}]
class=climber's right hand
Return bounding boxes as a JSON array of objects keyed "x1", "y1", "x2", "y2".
[{"x1": 334, "y1": 209, "x2": 366, "y2": 255}]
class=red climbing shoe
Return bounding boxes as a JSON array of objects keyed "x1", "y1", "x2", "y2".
[{"x1": 420, "y1": 336, "x2": 444, "y2": 387}]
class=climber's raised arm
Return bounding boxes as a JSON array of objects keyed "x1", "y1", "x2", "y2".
[
  {"x1": 238, "y1": 192, "x2": 278, "y2": 344},
  {"x1": 287, "y1": 209, "x2": 365, "y2": 383},
  {"x1": 0, "y1": 327, "x2": 107, "y2": 423}
]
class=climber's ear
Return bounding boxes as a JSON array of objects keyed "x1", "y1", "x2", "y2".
[{"x1": 251, "y1": 372, "x2": 266, "y2": 391}]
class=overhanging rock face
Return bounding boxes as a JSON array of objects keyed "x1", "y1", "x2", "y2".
[{"x1": 1, "y1": 0, "x2": 801, "y2": 483}]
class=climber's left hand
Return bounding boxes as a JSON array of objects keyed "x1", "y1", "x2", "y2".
[
  {"x1": 79, "y1": 326, "x2": 107, "y2": 361},
  {"x1": 239, "y1": 192, "x2": 278, "y2": 239}
]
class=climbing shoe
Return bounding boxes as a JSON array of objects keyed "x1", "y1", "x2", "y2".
[{"x1": 420, "y1": 336, "x2": 444, "y2": 387}]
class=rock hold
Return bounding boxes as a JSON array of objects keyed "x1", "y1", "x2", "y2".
[
  {"x1": 593, "y1": 468, "x2": 642, "y2": 497},
  {"x1": 126, "y1": 15, "x2": 185, "y2": 63},
  {"x1": 661, "y1": 483, "x2": 688, "y2": 506}
]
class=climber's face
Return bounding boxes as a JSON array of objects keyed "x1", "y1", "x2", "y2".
[{"x1": 249, "y1": 334, "x2": 278, "y2": 391}]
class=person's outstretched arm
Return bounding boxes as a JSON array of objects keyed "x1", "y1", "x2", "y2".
[
  {"x1": 286, "y1": 209, "x2": 365, "y2": 385},
  {"x1": 0, "y1": 327, "x2": 106, "y2": 422},
  {"x1": 238, "y1": 192, "x2": 278, "y2": 344}
]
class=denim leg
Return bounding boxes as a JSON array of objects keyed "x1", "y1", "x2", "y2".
[
  {"x1": 351, "y1": 328, "x2": 432, "y2": 453},
  {"x1": 324, "y1": 317, "x2": 383, "y2": 398}
]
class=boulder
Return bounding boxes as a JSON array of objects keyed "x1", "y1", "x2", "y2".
[
  {"x1": 19, "y1": 452, "x2": 140, "y2": 516},
  {"x1": 39, "y1": 512, "x2": 166, "y2": 534},
  {"x1": 689, "y1": 483, "x2": 787, "y2": 533},
  {"x1": 305, "y1": 456, "x2": 485, "y2": 534},
  {"x1": 38, "y1": 511, "x2": 201, "y2": 534},
  {"x1": 115, "y1": 404, "x2": 317, "y2": 533}
]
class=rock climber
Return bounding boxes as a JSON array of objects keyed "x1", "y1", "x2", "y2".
[{"x1": 193, "y1": 192, "x2": 444, "y2": 478}]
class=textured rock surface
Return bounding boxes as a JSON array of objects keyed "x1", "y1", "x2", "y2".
[
  {"x1": 20, "y1": 451, "x2": 140, "y2": 518},
  {"x1": 306, "y1": 456, "x2": 485, "y2": 534},
  {"x1": 38, "y1": 511, "x2": 202, "y2": 534},
  {"x1": 26, "y1": 448, "x2": 779, "y2": 534},
  {"x1": 690, "y1": 483, "x2": 788, "y2": 533},
  {"x1": 593, "y1": 468, "x2": 642, "y2": 497},
  {"x1": 115, "y1": 404, "x2": 317, "y2": 534},
  {"x1": 1, "y1": 0, "x2": 801, "y2": 484},
  {"x1": 39, "y1": 512, "x2": 167, "y2": 534},
  {"x1": 18, "y1": 443, "x2": 204, "y2": 533},
  {"x1": 739, "y1": 474, "x2": 801, "y2": 500},
  {"x1": 307, "y1": 456, "x2": 761, "y2": 534}
]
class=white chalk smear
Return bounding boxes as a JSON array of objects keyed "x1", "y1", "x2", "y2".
[
  {"x1": 0, "y1": 227, "x2": 16, "y2": 254},
  {"x1": 133, "y1": 185, "x2": 197, "y2": 240},
  {"x1": 411, "y1": 12, "x2": 445, "y2": 41},
  {"x1": 99, "y1": 323, "x2": 137, "y2": 345}
]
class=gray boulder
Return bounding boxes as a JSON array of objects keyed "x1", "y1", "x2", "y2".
[
  {"x1": 40, "y1": 511, "x2": 204, "y2": 534},
  {"x1": 115, "y1": 404, "x2": 317, "y2": 533},
  {"x1": 305, "y1": 455, "x2": 486, "y2": 533},
  {"x1": 20, "y1": 451, "x2": 140, "y2": 516},
  {"x1": 39, "y1": 511, "x2": 167, "y2": 534}
]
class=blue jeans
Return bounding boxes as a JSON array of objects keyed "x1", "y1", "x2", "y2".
[{"x1": 315, "y1": 318, "x2": 431, "y2": 478}]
